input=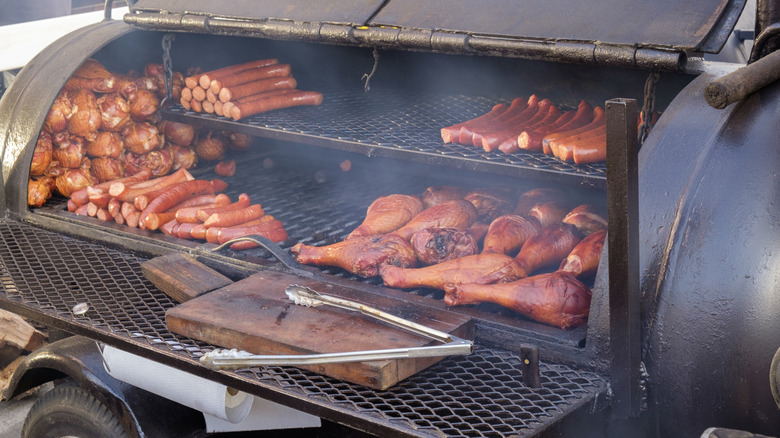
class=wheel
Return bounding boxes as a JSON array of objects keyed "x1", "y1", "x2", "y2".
[{"x1": 21, "y1": 381, "x2": 128, "y2": 438}]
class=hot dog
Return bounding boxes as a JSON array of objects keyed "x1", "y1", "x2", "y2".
[
  {"x1": 109, "y1": 168, "x2": 191, "y2": 202},
  {"x1": 191, "y1": 86, "x2": 207, "y2": 102},
  {"x1": 480, "y1": 98, "x2": 551, "y2": 152},
  {"x1": 533, "y1": 101, "x2": 595, "y2": 154},
  {"x1": 177, "y1": 222, "x2": 196, "y2": 240},
  {"x1": 203, "y1": 204, "x2": 265, "y2": 228},
  {"x1": 70, "y1": 168, "x2": 152, "y2": 207},
  {"x1": 230, "y1": 91, "x2": 323, "y2": 120},
  {"x1": 572, "y1": 131, "x2": 607, "y2": 164},
  {"x1": 441, "y1": 103, "x2": 506, "y2": 144},
  {"x1": 195, "y1": 193, "x2": 251, "y2": 222},
  {"x1": 552, "y1": 125, "x2": 606, "y2": 162},
  {"x1": 219, "y1": 76, "x2": 297, "y2": 103},
  {"x1": 229, "y1": 226, "x2": 289, "y2": 250},
  {"x1": 160, "y1": 219, "x2": 179, "y2": 236},
  {"x1": 210, "y1": 64, "x2": 292, "y2": 95},
  {"x1": 542, "y1": 106, "x2": 605, "y2": 154},
  {"x1": 464, "y1": 97, "x2": 529, "y2": 146},
  {"x1": 216, "y1": 219, "x2": 287, "y2": 244},
  {"x1": 197, "y1": 58, "x2": 279, "y2": 90},
  {"x1": 175, "y1": 195, "x2": 232, "y2": 223},
  {"x1": 497, "y1": 104, "x2": 563, "y2": 153},
  {"x1": 145, "y1": 211, "x2": 178, "y2": 231},
  {"x1": 516, "y1": 107, "x2": 579, "y2": 152}
]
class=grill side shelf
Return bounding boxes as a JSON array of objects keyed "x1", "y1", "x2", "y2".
[{"x1": 162, "y1": 88, "x2": 607, "y2": 189}]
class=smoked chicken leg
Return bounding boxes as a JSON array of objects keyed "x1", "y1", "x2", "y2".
[
  {"x1": 443, "y1": 272, "x2": 592, "y2": 329},
  {"x1": 410, "y1": 227, "x2": 479, "y2": 265},
  {"x1": 562, "y1": 204, "x2": 608, "y2": 235},
  {"x1": 291, "y1": 234, "x2": 417, "y2": 278},
  {"x1": 348, "y1": 194, "x2": 424, "y2": 239},
  {"x1": 515, "y1": 223, "x2": 582, "y2": 275},
  {"x1": 392, "y1": 199, "x2": 477, "y2": 241},
  {"x1": 380, "y1": 253, "x2": 527, "y2": 290},
  {"x1": 559, "y1": 229, "x2": 606, "y2": 278},
  {"x1": 514, "y1": 187, "x2": 567, "y2": 216},
  {"x1": 482, "y1": 215, "x2": 540, "y2": 256}
]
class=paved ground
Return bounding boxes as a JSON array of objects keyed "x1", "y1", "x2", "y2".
[{"x1": 0, "y1": 382, "x2": 51, "y2": 438}]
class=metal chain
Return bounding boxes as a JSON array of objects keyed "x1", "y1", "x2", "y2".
[
  {"x1": 161, "y1": 33, "x2": 176, "y2": 107},
  {"x1": 638, "y1": 71, "x2": 660, "y2": 147},
  {"x1": 361, "y1": 48, "x2": 380, "y2": 92}
]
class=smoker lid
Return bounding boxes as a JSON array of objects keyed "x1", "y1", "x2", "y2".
[
  {"x1": 370, "y1": 0, "x2": 747, "y2": 54},
  {"x1": 126, "y1": 0, "x2": 747, "y2": 68}
]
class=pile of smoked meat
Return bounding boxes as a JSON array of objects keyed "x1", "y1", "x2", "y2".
[
  {"x1": 28, "y1": 58, "x2": 287, "y2": 248},
  {"x1": 443, "y1": 95, "x2": 618, "y2": 164},
  {"x1": 292, "y1": 186, "x2": 607, "y2": 330}
]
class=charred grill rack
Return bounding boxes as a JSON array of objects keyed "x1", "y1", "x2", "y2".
[{"x1": 0, "y1": 219, "x2": 607, "y2": 437}]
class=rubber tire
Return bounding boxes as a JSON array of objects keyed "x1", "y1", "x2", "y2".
[{"x1": 21, "y1": 381, "x2": 128, "y2": 438}]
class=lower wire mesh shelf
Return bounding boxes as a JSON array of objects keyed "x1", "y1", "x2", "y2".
[{"x1": 0, "y1": 219, "x2": 607, "y2": 437}]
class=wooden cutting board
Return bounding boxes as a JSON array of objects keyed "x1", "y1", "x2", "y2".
[{"x1": 166, "y1": 270, "x2": 474, "y2": 390}]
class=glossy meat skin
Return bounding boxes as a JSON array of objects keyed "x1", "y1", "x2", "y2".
[
  {"x1": 43, "y1": 92, "x2": 72, "y2": 134},
  {"x1": 380, "y1": 253, "x2": 527, "y2": 290},
  {"x1": 291, "y1": 234, "x2": 417, "y2": 278},
  {"x1": 562, "y1": 204, "x2": 608, "y2": 235},
  {"x1": 528, "y1": 200, "x2": 571, "y2": 228},
  {"x1": 30, "y1": 132, "x2": 53, "y2": 176},
  {"x1": 515, "y1": 223, "x2": 582, "y2": 275},
  {"x1": 86, "y1": 131, "x2": 124, "y2": 158},
  {"x1": 410, "y1": 227, "x2": 479, "y2": 266},
  {"x1": 348, "y1": 194, "x2": 424, "y2": 239},
  {"x1": 392, "y1": 199, "x2": 477, "y2": 241},
  {"x1": 420, "y1": 185, "x2": 468, "y2": 208},
  {"x1": 514, "y1": 187, "x2": 568, "y2": 216},
  {"x1": 67, "y1": 89, "x2": 102, "y2": 141},
  {"x1": 464, "y1": 187, "x2": 515, "y2": 223},
  {"x1": 96, "y1": 93, "x2": 131, "y2": 132},
  {"x1": 482, "y1": 214, "x2": 540, "y2": 256},
  {"x1": 559, "y1": 229, "x2": 606, "y2": 278},
  {"x1": 443, "y1": 272, "x2": 592, "y2": 330}
]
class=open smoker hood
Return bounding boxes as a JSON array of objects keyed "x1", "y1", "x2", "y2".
[{"x1": 127, "y1": 0, "x2": 747, "y2": 70}]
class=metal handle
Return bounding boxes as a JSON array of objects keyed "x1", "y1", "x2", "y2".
[{"x1": 704, "y1": 49, "x2": 780, "y2": 109}]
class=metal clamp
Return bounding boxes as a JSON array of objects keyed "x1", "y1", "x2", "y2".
[{"x1": 200, "y1": 284, "x2": 474, "y2": 369}]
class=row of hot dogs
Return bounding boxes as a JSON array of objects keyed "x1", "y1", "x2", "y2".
[
  {"x1": 291, "y1": 185, "x2": 607, "y2": 330},
  {"x1": 442, "y1": 96, "x2": 609, "y2": 164},
  {"x1": 181, "y1": 58, "x2": 323, "y2": 120}
]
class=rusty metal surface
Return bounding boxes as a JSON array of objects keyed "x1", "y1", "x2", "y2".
[{"x1": 0, "y1": 219, "x2": 608, "y2": 437}]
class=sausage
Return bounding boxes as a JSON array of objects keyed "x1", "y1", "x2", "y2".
[
  {"x1": 206, "y1": 88, "x2": 218, "y2": 103},
  {"x1": 198, "y1": 58, "x2": 279, "y2": 90},
  {"x1": 542, "y1": 106, "x2": 605, "y2": 153},
  {"x1": 192, "y1": 86, "x2": 207, "y2": 102},
  {"x1": 67, "y1": 199, "x2": 78, "y2": 212},
  {"x1": 230, "y1": 91, "x2": 323, "y2": 120},
  {"x1": 202, "y1": 100, "x2": 214, "y2": 114},
  {"x1": 441, "y1": 103, "x2": 506, "y2": 144},
  {"x1": 160, "y1": 219, "x2": 179, "y2": 236},
  {"x1": 195, "y1": 193, "x2": 251, "y2": 222},
  {"x1": 70, "y1": 168, "x2": 152, "y2": 206},
  {"x1": 217, "y1": 219, "x2": 287, "y2": 244},
  {"x1": 190, "y1": 224, "x2": 207, "y2": 240},
  {"x1": 480, "y1": 98, "x2": 552, "y2": 152},
  {"x1": 109, "y1": 168, "x2": 191, "y2": 203},
  {"x1": 87, "y1": 187, "x2": 111, "y2": 208},
  {"x1": 539, "y1": 101, "x2": 595, "y2": 154},
  {"x1": 180, "y1": 96, "x2": 192, "y2": 111},
  {"x1": 206, "y1": 226, "x2": 221, "y2": 244},
  {"x1": 210, "y1": 64, "x2": 292, "y2": 94},
  {"x1": 190, "y1": 98, "x2": 203, "y2": 112},
  {"x1": 552, "y1": 125, "x2": 606, "y2": 162},
  {"x1": 214, "y1": 160, "x2": 236, "y2": 177},
  {"x1": 107, "y1": 198, "x2": 121, "y2": 218},
  {"x1": 572, "y1": 131, "x2": 607, "y2": 164},
  {"x1": 219, "y1": 76, "x2": 297, "y2": 103},
  {"x1": 125, "y1": 211, "x2": 141, "y2": 228},
  {"x1": 177, "y1": 222, "x2": 196, "y2": 240},
  {"x1": 498, "y1": 105, "x2": 561, "y2": 154},
  {"x1": 465, "y1": 97, "x2": 530, "y2": 146},
  {"x1": 515, "y1": 107, "x2": 577, "y2": 152},
  {"x1": 138, "y1": 179, "x2": 222, "y2": 228},
  {"x1": 168, "y1": 194, "x2": 224, "y2": 211},
  {"x1": 145, "y1": 211, "x2": 178, "y2": 231},
  {"x1": 213, "y1": 101, "x2": 224, "y2": 116},
  {"x1": 74, "y1": 203, "x2": 90, "y2": 216},
  {"x1": 184, "y1": 75, "x2": 199, "y2": 90},
  {"x1": 96, "y1": 208, "x2": 113, "y2": 222},
  {"x1": 229, "y1": 226, "x2": 289, "y2": 250},
  {"x1": 181, "y1": 86, "x2": 193, "y2": 102},
  {"x1": 114, "y1": 211, "x2": 125, "y2": 225},
  {"x1": 175, "y1": 197, "x2": 231, "y2": 223},
  {"x1": 203, "y1": 204, "x2": 265, "y2": 228}
]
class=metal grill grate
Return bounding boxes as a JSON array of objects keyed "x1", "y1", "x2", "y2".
[
  {"x1": 0, "y1": 219, "x2": 606, "y2": 437},
  {"x1": 164, "y1": 87, "x2": 607, "y2": 188}
]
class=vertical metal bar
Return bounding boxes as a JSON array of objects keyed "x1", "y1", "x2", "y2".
[{"x1": 605, "y1": 98, "x2": 641, "y2": 419}]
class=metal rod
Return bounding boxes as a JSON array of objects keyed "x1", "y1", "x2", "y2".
[{"x1": 605, "y1": 98, "x2": 641, "y2": 419}]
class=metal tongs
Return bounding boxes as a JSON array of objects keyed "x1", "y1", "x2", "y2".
[{"x1": 199, "y1": 284, "x2": 474, "y2": 369}]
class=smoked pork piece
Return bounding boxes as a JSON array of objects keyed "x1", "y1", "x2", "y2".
[
  {"x1": 291, "y1": 234, "x2": 417, "y2": 278},
  {"x1": 559, "y1": 230, "x2": 606, "y2": 278},
  {"x1": 28, "y1": 177, "x2": 54, "y2": 207},
  {"x1": 30, "y1": 132, "x2": 53, "y2": 176},
  {"x1": 381, "y1": 253, "x2": 527, "y2": 290},
  {"x1": 420, "y1": 185, "x2": 469, "y2": 208},
  {"x1": 392, "y1": 199, "x2": 478, "y2": 241},
  {"x1": 90, "y1": 157, "x2": 124, "y2": 183},
  {"x1": 165, "y1": 144, "x2": 198, "y2": 171},
  {"x1": 55, "y1": 163, "x2": 93, "y2": 198},
  {"x1": 52, "y1": 135, "x2": 86, "y2": 169},
  {"x1": 443, "y1": 272, "x2": 592, "y2": 330},
  {"x1": 464, "y1": 187, "x2": 515, "y2": 223},
  {"x1": 128, "y1": 89, "x2": 160, "y2": 122},
  {"x1": 159, "y1": 120, "x2": 196, "y2": 146},
  {"x1": 43, "y1": 92, "x2": 72, "y2": 134},
  {"x1": 86, "y1": 131, "x2": 124, "y2": 158},
  {"x1": 124, "y1": 149, "x2": 173, "y2": 177},
  {"x1": 67, "y1": 89, "x2": 101, "y2": 141},
  {"x1": 348, "y1": 194, "x2": 424, "y2": 239},
  {"x1": 562, "y1": 204, "x2": 608, "y2": 235},
  {"x1": 515, "y1": 223, "x2": 582, "y2": 275},
  {"x1": 514, "y1": 187, "x2": 568, "y2": 216},
  {"x1": 482, "y1": 215, "x2": 540, "y2": 256},
  {"x1": 528, "y1": 200, "x2": 571, "y2": 228},
  {"x1": 96, "y1": 93, "x2": 131, "y2": 132},
  {"x1": 122, "y1": 122, "x2": 161, "y2": 155},
  {"x1": 410, "y1": 227, "x2": 479, "y2": 266}
]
